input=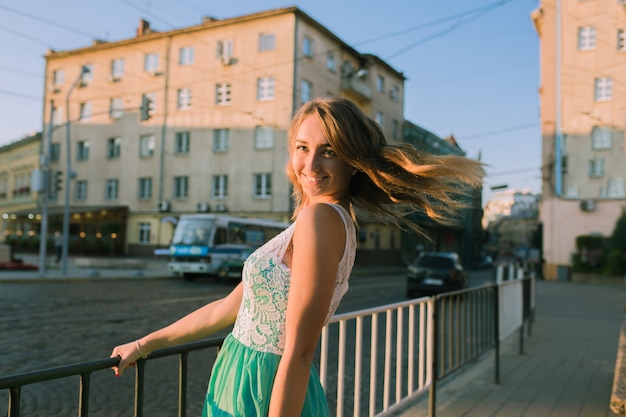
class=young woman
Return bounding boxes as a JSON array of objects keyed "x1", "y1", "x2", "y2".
[{"x1": 110, "y1": 97, "x2": 483, "y2": 416}]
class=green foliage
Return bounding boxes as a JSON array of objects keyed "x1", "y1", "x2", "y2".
[
  {"x1": 603, "y1": 249, "x2": 626, "y2": 276},
  {"x1": 610, "y1": 208, "x2": 626, "y2": 253}
]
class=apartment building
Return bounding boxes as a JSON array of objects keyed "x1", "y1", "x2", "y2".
[
  {"x1": 33, "y1": 7, "x2": 405, "y2": 256},
  {"x1": 532, "y1": 1, "x2": 626, "y2": 279}
]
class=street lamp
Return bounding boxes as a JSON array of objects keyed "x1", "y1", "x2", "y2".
[{"x1": 61, "y1": 65, "x2": 90, "y2": 275}]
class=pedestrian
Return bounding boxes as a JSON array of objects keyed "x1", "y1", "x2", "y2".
[
  {"x1": 53, "y1": 231, "x2": 62, "y2": 264},
  {"x1": 110, "y1": 97, "x2": 483, "y2": 416}
]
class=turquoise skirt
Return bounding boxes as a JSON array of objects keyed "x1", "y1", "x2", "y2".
[{"x1": 202, "y1": 334, "x2": 330, "y2": 417}]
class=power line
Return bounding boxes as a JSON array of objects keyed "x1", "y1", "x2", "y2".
[
  {"x1": 0, "y1": 89, "x2": 42, "y2": 100},
  {"x1": 0, "y1": 4, "x2": 96, "y2": 39},
  {"x1": 462, "y1": 123, "x2": 539, "y2": 140}
]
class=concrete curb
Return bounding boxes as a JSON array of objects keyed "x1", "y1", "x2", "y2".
[{"x1": 611, "y1": 321, "x2": 626, "y2": 414}]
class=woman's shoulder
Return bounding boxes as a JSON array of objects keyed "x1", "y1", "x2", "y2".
[{"x1": 295, "y1": 203, "x2": 347, "y2": 235}]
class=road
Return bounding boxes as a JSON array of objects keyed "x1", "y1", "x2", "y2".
[{"x1": 0, "y1": 268, "x2": 492, "y2": 416}]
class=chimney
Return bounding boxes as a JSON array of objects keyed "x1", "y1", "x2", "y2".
[{"x1": 137, "y1": 19, "x2": 152, "y2": 37}]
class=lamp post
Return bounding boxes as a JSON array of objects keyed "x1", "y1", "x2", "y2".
[{"x1": 61, "y1": 65, "x2": 89, "y2": 275}]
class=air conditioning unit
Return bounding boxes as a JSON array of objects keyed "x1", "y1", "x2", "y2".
[
  {"x1": 158, "y1": 200, "x2": 171, "y2": 212},
  {"x1": 579, "y1": 199, "x2": 595, "y2": 212},
  {"x1": 107, "y1": 75, "x2": 121, "y2": 83},
  {"x1": 197, "y1": 202, "x2": 210, "y2": 212},
  {"x1": 215, "y1": 203, "x2": 228, "y2": 212},
  {"x1": 221, "y1": 55, "x2": 233, "y2": 65}
]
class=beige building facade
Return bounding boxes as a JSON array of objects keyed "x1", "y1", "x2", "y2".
[
  {"x1": 532, "y1": 1, "x2": 626, "y2": 278},
  {"x1": 12, "y1": 7, "x2": 405, "y2": 256}
]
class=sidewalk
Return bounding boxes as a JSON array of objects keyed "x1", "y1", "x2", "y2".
[{"x1": 394, "y1": 279, "x2": 626, "y2": 417}]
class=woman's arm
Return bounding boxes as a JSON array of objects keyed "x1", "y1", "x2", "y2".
[
  {"x1": 111, "y1": 282, "x2": 243, "y2": 376},
  {"x1": 268, "y1": 204, "x2": 346, "y2": 416}
]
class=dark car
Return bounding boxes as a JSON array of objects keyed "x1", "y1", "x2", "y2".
[{"x1": 406, "y1": 252, "x2": 468, "y2": 297}]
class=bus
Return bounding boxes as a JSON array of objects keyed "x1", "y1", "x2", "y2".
[{"x1": 167, "y1": 213, "x2": 290, "y2": 281}]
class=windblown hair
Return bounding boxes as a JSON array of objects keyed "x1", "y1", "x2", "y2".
[{"x1": 286, "y1": 97, "x2": 484, "y2": 237}]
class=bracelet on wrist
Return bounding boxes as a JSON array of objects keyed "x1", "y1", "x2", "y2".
[{"x1": 135, "y1": 340, "x2": 148, "y2": 359}]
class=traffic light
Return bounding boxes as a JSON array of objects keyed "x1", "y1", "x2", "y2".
[
  {"x1": 53, "y1": 170, "x2": 63, "y2": 193},
  {"x1": 140, "y1": 95, "x2": 153, "y2": 121}
]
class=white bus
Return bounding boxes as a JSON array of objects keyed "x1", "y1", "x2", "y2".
[{"x1": 167, "y1": 213, "x2": 290, "y2": 281}]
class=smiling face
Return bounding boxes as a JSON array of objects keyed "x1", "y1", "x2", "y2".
[{"x1": 290, "y1": 115, "x2": 354, "y2": 206}]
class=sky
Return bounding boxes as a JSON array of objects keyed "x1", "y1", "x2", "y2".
[{"x1": 0, "y1": 0, "x2": 541, "y2": 204}]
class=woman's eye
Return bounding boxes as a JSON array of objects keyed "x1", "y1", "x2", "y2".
[
  {"x1": 295, "y1": 145, "x2": 307, "y2": 151},
  {"x1": 324, "y1": 149, "x2": 336, "y2": 157}
]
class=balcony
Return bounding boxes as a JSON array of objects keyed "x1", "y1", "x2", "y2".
[{"x1": 340, "y1": 75, "x2": 372, "y2": 101}]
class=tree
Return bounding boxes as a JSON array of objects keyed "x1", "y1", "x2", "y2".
[{"x1": 610, "y1": 208, "x2": 626, "y2": 253}]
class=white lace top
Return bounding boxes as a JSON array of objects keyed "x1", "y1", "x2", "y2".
[{"x1": 231, "y1": 203, "x2": 356, "y2": 355}]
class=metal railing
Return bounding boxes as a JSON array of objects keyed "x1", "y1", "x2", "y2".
[{"x1": 1, "y1": 267, "x2": 535, "y2": 417}]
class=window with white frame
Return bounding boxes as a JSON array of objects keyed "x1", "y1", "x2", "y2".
[
  {"x1": 213, "y1": 129, "x2": 229, "y2": 152},
  {"x1": 588, "y1": 158, "x2": 605, "y2": 177},
  {"x1": 53, "y1": 69, "x2": 65, "y2": 86},
  {"x1": 144, "y1": 53, "x2": 159, "y2": 73},
  {"x1": 52, "y1": 106, "x2": 63, "y2": 126},
  {"x1": 174, "y1": 176, "x2": 189, "y2": 199},
  {"x1": 257, "y1": 77, "x2": 275, "y2": 101},
  {"x1": 77, "y1": 140, "x2": 90, "y2": 161},
  {"x1": 179, "y1": 46, "x2": 194, "y2": 65},
  {"x1": 217, "y1": 40, "x2": 234, "y2": 60},
  {"x1": 107, "y1": 137, "x2": 121, "y2": 159},
  {"x1": 578, "y1": 26, "x2": 596, "y2": 50},
  {"x1": 300, "y1": 80, "x2": 312, "y2": 104},
  {"x1": 254, "y1": 126, "x2": 274, "y2": 149},
  {"x1": 79, "y1": 102, "x2": 92, "y2": 121},
  {"x1": 75, "y1": 180, "x2": 87, "y2": 201},
  {"x1": 105, "y1": 179, "x2": 119, "y2": 200},
  {"x1": 81, "y1": 64, "x2": 93, "y2": 83},
  {"x1": 326, "y1": 51, "x2": 336, "y2": 72},
  {"x1": 607, "y1": 179, "x2": 625, "y2": 198},
  {"x1": 138, "y1": 177, "x2": 152, "y2": 200},
  {"x1": 216, "y1": 83, "x2": 231, "y2": 105},
  {"x1": 303, "y1": 37, "x2": 314, "y2": 58},
  {"x1": 594, "y1": 77, "x2": 613, "y2": 101},
  {"x1": 111, "y1": 58, "x2": 124, "y2": 79},
  {"x1": 618, "y1": 29, "x2": 626, "y2": 51},
  {"x1": 390, "y1": 85, "x2": 400, "y2": 102},
  {"x1": 259, "y1": 33, "x2": 276, "y2": 52},
  {"x1": 212, "y1": 175, "x2": 228, "y2": 199},
  {"x1": 591, "y1": 126, "x2": 611, "y2": 150},
  {"x1": 139, "y1": 134, "x2": 155, "y2": 158},
  {"x1": 392, "y1": 119, "x2": 399, "y2": 139},
  {"x1": 138, "y1": 222, "x2": 151, "y2": 244},
  {"x1": 253, "y1": 173, "x2": 272, "y2": 198},
  {"x1": 377, "y1": 75, "x2": 385, "y2": 93},
  {"x1": 177, "y1": 88, "x2": 192, "y2": 110},
  {"x1": 375, "y1": 111, "x2": 384, "y2": 127},
  {"x1": 50, "y1": 143, "x2": 60, "y2": 162},
  {"x1": 175, "y1": 131, "x2": 190, "y2": 154},
  {"x1": 110, "y1": 97, "x2": 123, "y2": 119},
  {"x1": 141, "y1": 93, "x2": 156, "y2": 119}
]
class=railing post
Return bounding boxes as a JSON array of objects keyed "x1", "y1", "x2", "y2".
[
  {"x1": 134, "y1": 359, "x2": 146, "y2": 417},
  {"x1": 493, "y1": 285, "x2": 500, "y2": 385},
  {"x1": 179, "y1": 352, "x2": 188, "y2": 417},
  {"x1": 428, "y1": 296, "x2": 438, "y2": 417},
  {"x1": 78, "y1": 371, "x2": 91, "y2": 417},
  {"x1": 8, "y1": 386, "x2": 21, "y2": 417}
]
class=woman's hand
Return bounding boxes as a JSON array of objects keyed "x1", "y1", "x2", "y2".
[{"x1": 110, "y1": 340, "x2": 144, "y2": 377}]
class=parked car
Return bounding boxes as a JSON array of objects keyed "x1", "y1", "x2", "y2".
[
  {"x1": 406, "y1": 252, "x2": 469, "y2": 297},
  {"x1": 216, "y1": 246, "x2": 253, "y2": 283}
]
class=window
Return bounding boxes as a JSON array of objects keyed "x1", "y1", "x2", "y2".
[
  {"x1": 217, "y1": 40, "x2": 234, "y2": 59},
  {"x1": 52, "y1": 106, "x2": 63, "y2": 126},
  {"x1": 375, "y1": 112, "x2": 384, "y2": 127},
  {"x1": 212, "y1": 175, "x2": 228, "y2": 199},
  {"x1": 216, "y1": 83, "x2": 231, "y2": 105},
  {"x1": 179, "y1": 46, "x2": 194, "y2": 65},
  {"x1": 257, "y1": 77, "x2": 275, "y2": 101},
  {"x1": 105, "y1": 179, "x2": 119, "y2": 200},
  {"x1": 300, "y1": 80, "x2": 312, "y2": 104},
  {"x1": 138, "y1": 223, "x2": 151, "y2": 244},
  {"x1": 618, "y1": 29, "x2": 626, "y2": 51},
  {"x1": 254, "y1": 126, "x2": 274, "y2": 149},
  {"x1": 177, "y1": 88, "x2": 192, "y2": 110},
  {"x1": 75, "y1": 180, "x2": 87, "y2": 201},
  {"x1": 303, "y1": 37, "x2": 314, "y2": 58},
  {"x1": 213, "y1": 129, "x2": 229, "y2": 152},
  {"x1": 589, "y1": 158, "x2": 605, "y2": 177},
  {"x1": 81, "y1": 64, "x2": 93, "y2": 83},
  {"x1": 144, "y1": 53, "x2": 158, "y2": 73},
  {"x1": 591, "y1": 126, "x2": 611, "y2": 150},
  {"x1": 377, "y1": 75, "x2": 385, "y2": 93},
  {"x1": 259, "y1": 33, "x2": 275, "y2": 52},
  {"x1": 107, "y1": 137, "x2": 121, "y2": 159},
  {"x1": 111, "y1": 58, "x2": 124, "y2": 79},
  {"x1": 52, "y1": 69, "x2": 65, "y2": 86},
  {"x1": 392, "y1": 119, "x2": 399, "y2": 139},
  {"x1": 141, "y1": 93, "x2": 156, "y2": 119},
  {"x1": 390, "y1": 85, "x2": 400, "y2": 102},
  {"x1": 174, "y1": 176, "x2": 189, "y2": 199},
  {"x1": 77, "y1": 140, "x2": 90, "y2": 161},
  {"x1": 578, "y1": 26, "x2": 596, "y2": 50},
  {"x1": 139, "y1": 134, "x2": 155, "y2": 157},
  {"x1": 79, "y1": 102, "x2": 92, "y2": 121},
  {"x1": 594, "y1": 77, "x2": 613, "y2": 101},
  {"x1": 50, "y1": 143, "x2": 60, "y2": 162},
  {"x1": 607, "y1": 179, "x2": 625, "y2": 198},
  {"x1": 175, "y1": 131, "x2": 190, "y2": 154},
  {"x1": 326, "y1": 51, "x2": 336, "y2": 72},
  {"x1": 110, "y1": 97, "x2": 123, "y2": 119},
  {"x1": 254, "y1": 173, "x2": 272, "y2": 198},
  {"x1": 138, "y1": 177, "x2": 152, "y2": 200}
]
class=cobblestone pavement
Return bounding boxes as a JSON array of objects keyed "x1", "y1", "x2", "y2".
[{"x1": 0, "y1": 271, "x2": 410, "y2": 417}]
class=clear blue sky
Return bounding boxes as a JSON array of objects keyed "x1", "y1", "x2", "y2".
[{"x1": 0, "y1": 0, "x2": 541, "y2": 203}]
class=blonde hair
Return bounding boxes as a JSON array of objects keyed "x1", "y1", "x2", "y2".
[{"x1": 286, "y1": 97, "x2": 484, "y2": 237}]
